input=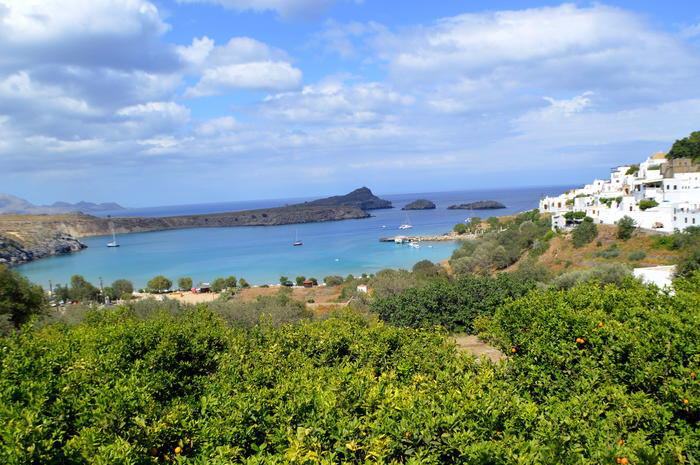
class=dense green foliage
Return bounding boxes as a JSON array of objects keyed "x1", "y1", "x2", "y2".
[
  {"x1": 372, "y1": 273, "x2": 535, "y2": 333},
  {"x1": 147, "y1": 275, "x2": 172, "y2": 293},
  {"x1": 571, "y1": 217, "x2": 598, "y2": 248},
  {"x1": 213, "y1": 276, "x2": 238, "y2": 292},
  {"x1": 323, "y1": 275, "x2": 344, "y2": 286},
  {"x1": 111, "y1": 279, "x2": 134, "y2": 299},
  {"x1": 639, "y1": 199, "x2": 659, "y2": 211},
  {"x1": 617, "y1": 216, "x2": 637, "y2": 240},
  {"x1": 0, "y1": 265, "x2": 45, "y2": 331},
  {"x1": 1, "y1": 274, "x2": 699, "y2": 464},
  {"x1": 652, "y1": 227, "x2": 700, "y2": 277},
  {"x1": 667, "y1": 130, "x2": 700, "y2": 161},
  {"x1": 178, "y1": 277, "x2": 193, "y2": 291},
  {"x1": 450, "y1": 210, "x2": 551, "y2": 274}
]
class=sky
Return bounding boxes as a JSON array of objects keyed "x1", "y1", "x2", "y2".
[{"x1": 1, "y1": 0, "x2": 700, "y2": 206}]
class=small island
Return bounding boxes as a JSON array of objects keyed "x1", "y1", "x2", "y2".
[
  {"x1": 402, "y1": 199, "x2": 436, "y2": 210},
  {"x1": 448, "y1": 200, "x2": 506, "y2": 210}
]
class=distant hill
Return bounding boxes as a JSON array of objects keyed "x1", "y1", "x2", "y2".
[
  {"x1": 0, "y1": 193, "x2": 125, "y2": 215},
  {"x1": 305, "y1": 187, "x2": 392, "y2": 210}
]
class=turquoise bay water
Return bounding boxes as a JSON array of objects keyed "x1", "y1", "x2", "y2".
[{"x1": 18, "y1": 186, "x2": 566, "y2": 288}]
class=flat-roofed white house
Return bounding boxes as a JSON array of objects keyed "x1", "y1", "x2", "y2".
[{"x1": 541, "y1": 152, "x2": 700, "y2": 232}]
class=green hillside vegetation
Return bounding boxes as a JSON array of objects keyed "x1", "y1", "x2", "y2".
[{"x1": 667, "y1": 131, "x2": 700, "y2": 161}]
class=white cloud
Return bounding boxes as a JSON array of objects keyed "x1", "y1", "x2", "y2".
[
  {"x1": 181, "y1": 36, "x2": 301, "y2": 96},
  {"x1": 186, "y1": 61, "x2": 302, "y2": 96},
  {"x1": 541, "y1": 92, "x2": 594, "y2": 117},
  {"x1": 262, "y1": 79, "x2": 413, "y2": 123},
  {"x1": 513, "y1": 97, "x2": 700, "y2": 147},
  {"x1": 196, "y1": 116, "x2": 239, "y2": 135},
  {"x1": 0, "y1": 0, "x2": 175, "y2": 71},
  {"x1": 374, "y1": 4, "x2": 700, "y2": 105}
]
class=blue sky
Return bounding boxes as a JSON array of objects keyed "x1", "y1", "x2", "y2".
[{"x1": 1, "y1": 0, "x2": 699, "y2": 206}]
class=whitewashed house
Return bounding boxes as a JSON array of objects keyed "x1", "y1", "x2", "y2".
[{"x1": 540, "y1": 152, "x2": 700, "y2": 232}]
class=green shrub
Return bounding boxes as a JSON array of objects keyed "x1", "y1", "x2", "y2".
[
  {"x1": 639, "y1": 199, "x2": 659, "y2": 211},
  {"x1": 571, "y1": 218, "x2": 598, "y2": 248},
  {"x1": 3, "y1": 275, "x2": 700, "y2": 463},
  {"x1": 616, "y1": 215, "x2": 636, "y2": 240},
  {"x1": 371, "y1": 273, "x2": 535, "y2": 333},
  {"x1": 146, "y1": 275, "x2": 172, "y2": 293},
  {"x1": 628, "y1": 250, "x2": 647, "y2": 261},
  {"x1": 453, "y1": 223, "x2": 467, "y2": 235},
  {"x1": 596, "y1": 244, "x2": 620, "y2": 259},
  {"x1": 550, "y1": 263, "x2": 632, "y2": 290},
  {"x1": 323, "y1": 275, "x2": 344, "y2": 286},
  {"x1": 0, "y1": 265, "x2": 46, "y2": 330},
  {"x1": 177, "y1": 276, "x2": 193, "y2": 291}
]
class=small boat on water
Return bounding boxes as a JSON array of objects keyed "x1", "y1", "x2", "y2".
[
  {"x1": 293, "y1": 229, "x2": 303, "y2": 246},
  {"x1": 409, "y1": 242, "x2": 420, "y2": 249},
  {"x1": 106, "y1": 223, "x2": 119, "y2": 247},
  {"x1": 398, "y1": 212, "x2": 413, "y2": 230}
]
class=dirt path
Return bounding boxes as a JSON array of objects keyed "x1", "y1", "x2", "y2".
[{"x1": 452, "y1": 335, "x2": 505, "y2": 363}]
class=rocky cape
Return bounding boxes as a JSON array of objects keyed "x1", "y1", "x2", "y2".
[
  {"x1": 402, "y1": 199, "x2": 436, "y2": 210},
  {"x1": 447, "y1": 200, "x2": 506, "y2": 210},
  {"x1": 0, "y1": 188, "x2": 390, "y2": 266}
]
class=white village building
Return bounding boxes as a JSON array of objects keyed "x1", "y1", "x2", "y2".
[{"x1": 540, "y1": 153, "x2": 700, "y2": 232}]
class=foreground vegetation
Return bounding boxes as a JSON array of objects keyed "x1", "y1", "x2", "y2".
[
  {"x1": 1, "y1": 274, "x2": 699, "y2": 464},
  {"x1": 1, "y1": 210, "x2": 700, "y2": 463}
]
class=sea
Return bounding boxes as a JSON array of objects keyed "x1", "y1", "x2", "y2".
[{"x1": 18, "y1": 186, "x2": 568, "y2": 288}]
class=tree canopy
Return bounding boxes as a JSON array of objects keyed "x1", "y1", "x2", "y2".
[{"x1": 667, "y1": 130, "x2": 700, "y2": 161}]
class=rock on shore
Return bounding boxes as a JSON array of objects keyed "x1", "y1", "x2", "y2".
[
  {"x1": 0, "y1": 232, "x2": 86, "y2": 266},
  {"x1": 448, "y1": 200, "x2": 506, "y2": 210},
  {"x1": 402, "y1": 199, "x2": 436, "y2": 210}
]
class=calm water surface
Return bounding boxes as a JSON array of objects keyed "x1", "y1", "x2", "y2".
[{"x1": 18, "y1": 186, "x2": 567, "y2": 288}]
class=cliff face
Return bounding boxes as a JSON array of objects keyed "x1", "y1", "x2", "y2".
[{"x1": 0, "y1": 232, "x2": 86, "y2": 266}]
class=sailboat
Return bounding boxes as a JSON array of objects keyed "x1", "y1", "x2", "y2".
[
  {"x1": 292, "y1": 229, "x2": 303, "y2": 246},
  {"x1": 398, "y1": 212, "x2": 413, "y2": 230},
  {"x1": 107, "y1": 222, "x2": 120, "y2": 247}
]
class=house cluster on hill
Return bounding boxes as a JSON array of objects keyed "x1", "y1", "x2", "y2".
[{"x1": 540, "y1": 152, "x2": 700, "y2": 232}]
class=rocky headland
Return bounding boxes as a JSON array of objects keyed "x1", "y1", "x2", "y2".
[
  {"x1": 402, "y1": 199, "x2": 436, "y2": 210},
  {"x1": 447, "y1": 200, "x2": 506, "y2": 210},
  {"x1": 0, "y1": 188, "x2": 390, "y2": 265}
]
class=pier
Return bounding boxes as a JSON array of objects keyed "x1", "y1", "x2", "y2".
[{"x1": 379, "y1": 233, "x2": 466, "y2": 243}]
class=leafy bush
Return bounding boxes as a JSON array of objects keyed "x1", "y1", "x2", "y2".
[
  {"x1": 111, "y1": 279, "x2": 134, "y2": 298},
  {"x1": 667, "y1": 130, "x2": 700, "y2": 161},
  {"x1": 147, "y1": 275, "x2": 172, "y2": 293},
  {"x1": 0, "y1": 265, "x2": 46, "y2": 330},
  {"x1": 372, "y1": 273, "x2": 535, "y2": 333},
  {"x1": 628, "y1": 250, "x2": 647, "y2": 261},
  {"x1": 3, "y1": 275, "x2": 699, "y2": 464},
  {"x1": 178, "y1": 276, "x2": 193, "y2": 291},
  {"x1": 453, "y1": 223, "x2": 467, "y2": 235},
  {"x1": 616, "y1": 215, "x2": 636, "y2": 240},
  {"x1": 639, "y1": 199, "x2": 659, "y2": 210},
  {"x1": 564, "y1": 211, "x2": 587, "y2": 221},
  {"x1": 571, "y1": 217, "x2": 598, "y2": 248},
  {"x1": 450, "y1": 210, "x2": 551, "y2": 274},
  {"x1": 550, "y1": 263, "x2": 632, "y2": 290},
  {"x1": 677, "y1": 248, "x2": 700, "y2": 278},
  {"x1": 596, "y1": 244, "x2": 620, "y2": 259},
  {"x1": 323, "y1": 275, "x2": 344, "y2": 286}
]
